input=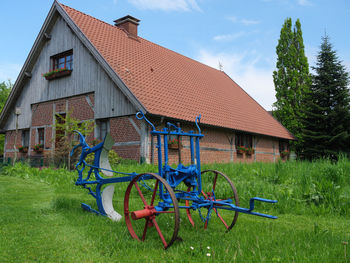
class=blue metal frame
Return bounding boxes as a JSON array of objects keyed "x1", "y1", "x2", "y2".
[
  {"x1": 72, "y1": 111, "x2": 277, "y2": 222},
  {"x1": 71, "y1": 131, "x2": 145, "y2": 216}
]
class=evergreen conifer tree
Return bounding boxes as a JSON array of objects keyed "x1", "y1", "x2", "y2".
[
  {"x1": 301, "y1": 35, "x2": 350, "y2": 159},
  {"x1": 273, "y1": 18, "x2": 311, "y2": 154}
]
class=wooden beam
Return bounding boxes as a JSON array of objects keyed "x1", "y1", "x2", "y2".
[
  {"x1": 44, "y1": 33, "x2": 52, "y2": 40},
  {"x1": 24, "y1": 71, "x2": 32, "y2": 78}
]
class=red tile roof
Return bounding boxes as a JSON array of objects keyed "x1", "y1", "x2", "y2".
[{"x1": 60, "y1": 4, "x2": 294, "y2": 140}]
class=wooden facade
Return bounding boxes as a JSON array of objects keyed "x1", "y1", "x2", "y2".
[{"x1": 4, "y1": 16, "x2": 135, "y2": 132}]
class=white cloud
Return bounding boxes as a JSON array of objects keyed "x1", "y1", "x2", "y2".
[
  {"x1": 197, "y1": 49, "x2": 276, "y2": 110},
  {"x1": 0, "y1": 63, "x2": 22, "y2": 83},
  {"x1": 127, "y1": 0, "x2": 202, "y2": 12},
  {"x1": 187, "y1": 0, "x2": 202, "y2": 11},
  {"x1": 240, "y1": 19, "x2": 261, "y2": 26},
  {"x1": 297, "y1": 0, "x2": 312, "y2": 6},
  {"x1": 260, "y1": 0, "x2": 312, "y2": 7},
  {"x1": 345, "y1": 61, "x2": 350, "y2": 73},
  {"x1": 213, "y1": 31, "x2": 247, "y2": 42},
  {"x1": 227, "y1": 16, "x2": 261, "y2": 26},
  {"x1": 227, "y1": 16, "x2": 238, "y2": 23}
]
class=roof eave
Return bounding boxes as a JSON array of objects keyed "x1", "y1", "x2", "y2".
[{"x1": 147, "y1": 113, "x2": 295, "y2": 140}]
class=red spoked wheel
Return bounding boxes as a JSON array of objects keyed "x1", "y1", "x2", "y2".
[
  {"x1": 186, "y1": 170, "x2": 239, "y2": 231},
  {"x1": 124, "y1": 173, "x2": 180, "y2": 249}
]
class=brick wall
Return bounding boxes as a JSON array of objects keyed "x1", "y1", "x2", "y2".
[
  {"x1": 4, "y1": 93, "x2": 95, "y2": 159},
  {"x1": 4, "y1": 99, "x2": 285, "y2": 164},
  {"x1": 146, "y1": 118, "x2": 283, "y2": 165},
  {"x1": 109, "y1": 116, "x2": 141, "y2": 161},
  {"x1": 32, "y1": 102, "x2": 53, "y2": 127},
  {"x1": 148, "y1": 123, "x2": 234, "y2": 165},
  {"x1": 255, "y1": 136, "x2": 280, "y2": 162},
  {"x1": 68, "y1": 96, "x2": 94, "y2": 120}
]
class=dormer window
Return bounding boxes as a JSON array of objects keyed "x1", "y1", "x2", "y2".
[{"x1": 52, "y1": 50, "x2": 73, "y2": 70}]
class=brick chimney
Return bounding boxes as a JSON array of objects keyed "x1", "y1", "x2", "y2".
[{"x1": 114, "y1": 15, "x2": 140, "y2": 37}]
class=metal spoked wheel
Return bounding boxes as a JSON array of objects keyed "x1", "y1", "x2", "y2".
[
  {"x1": 186, "y1": 170, "x2": 239, "y2": 231},
  {"x1": 124, "y1": 173, "x2": 180, "y2": 249}
]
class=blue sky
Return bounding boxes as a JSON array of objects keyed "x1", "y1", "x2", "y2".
[{"x1": 1, "y1": 0, "x2": 349, "y2": 110}]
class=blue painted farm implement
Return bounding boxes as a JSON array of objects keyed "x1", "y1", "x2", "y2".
[{"x1": 72, "y1": 111, "x2": 277, "y2": 249}]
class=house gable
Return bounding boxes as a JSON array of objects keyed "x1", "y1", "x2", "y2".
[{"x1": 0, "y1": 1, "x2": 144, "y2": 131}]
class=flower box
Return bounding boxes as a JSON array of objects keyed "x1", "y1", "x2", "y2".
[
  {"x1": 33, "y1": 144, "x2": 44, "y2": 153},
  {"x1": 34, "y1": 148, "x2": 43, "y2": 153},
  {"x1": 168, "y1": 143, "x2": 180, "y2": 149},
  {"x1": 18, "y1": 146, "x2": 28, "y2": 153},
  {"x1": 43, "y1": 68, "x2": 72, "y2": 80},
  {"x1": 168, "y1": 138, "x2": 182, "y2": 150},
  {"x1": 246, "y1": 148, "x2": 255, "y2": 155},
  {"x1": 236, "y1": 146, "x2": 246, "y2": 155}
]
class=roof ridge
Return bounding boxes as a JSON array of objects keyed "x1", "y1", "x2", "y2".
[
  {"x1": 60, "y1": 2, "x2": 225, "y2": 76},
  {"x1": 59, "y1": 3, "x2": 127, "y2": 35}
]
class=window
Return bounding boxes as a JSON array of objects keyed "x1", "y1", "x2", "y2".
[
  {"x1": 96, "y1": 119, "x2": 109, "y2": 141},
  {"x1": 279, "y1": 140, "x2": 289, "y2": 153},
  {"x1": 51, "y1": 50, "x2": 73, "y2": 70},
  {"x1": 22, "y1": 129, "x2": 30, "y2": 147},
  {"x1": 38, "y1": 128, "x2": 45, "y2": 146},
  {"x1": 235, "y1": 133, "x2": 253, "y2": 148},
  {"x1": 55, "y1": 113, "x2": 66, "y2": 149}
]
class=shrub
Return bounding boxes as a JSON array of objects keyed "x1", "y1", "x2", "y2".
[{"x1": 85, "y1": 149, "x2": 122, "y2": 167}]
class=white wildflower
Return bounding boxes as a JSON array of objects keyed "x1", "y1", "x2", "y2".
[
  {"x1": 207, "y1": 246, "x2": 211, "y2": 250},
  {"x1": 190, "y1": 246, "x2": 194, "y2": 250},
  {"x1": 206, "y1": 253, "x2": 211, "y2": 257}
]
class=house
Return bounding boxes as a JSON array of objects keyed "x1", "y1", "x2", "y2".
[{"x1": 0, "y1": 1, "x2": 294, "y2": 164}]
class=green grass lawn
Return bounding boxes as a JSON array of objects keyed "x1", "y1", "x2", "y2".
[{"x1": 1, "y1": 161, "x2": 350, "y2": 262}]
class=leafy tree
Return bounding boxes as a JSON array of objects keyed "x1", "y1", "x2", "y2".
[
  {"x1": 301, "y1": 35, "x2": 350, "y2": 159},
  {"x1": 52, "y1": 110, "x2": 94, "y2": 169},
  {"x1": 273, "y1": 18, "x2": 311, "y2": 153},
  {"x1": 0, "y1": 81, "x2": 12, "y2": 156},
  {"x1": 0, "y1": 81, "x2": 12, "y2": 112}
]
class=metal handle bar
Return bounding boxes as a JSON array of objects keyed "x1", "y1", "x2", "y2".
[
  {"x1": 195, "y1": 114, "x2": 201, "y2": 134},
  {"x1": 136, "y1": 111, "x2": 156, "y2": 131},
  {"x1": 166, "y1": 122, "x2": 180, "y2": 133},
  {"x1": 70, "y1": 130, "x2": 90, "y2": 157},
  {"x1": 137, "y1": 111, "x2": 202, "y2": 135}
]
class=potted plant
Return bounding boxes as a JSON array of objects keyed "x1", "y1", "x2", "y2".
[
  {"x1": 168, "y1": 138, "x2": 181, "y2": 149},
  {"x1": 42, "y1": 68, "x2": 72, "y2": 80},
  {"x1": 246, "y1": 147, "x2": 255, "y2": 155},
  {"x1": 33, "y1": 144, "x2": 44, "y2": 153},
  {"x1": 236, "y1": 146, "x2": 246, "y2": 154},
  {"x1": 18, "y1": 145, "x2": 28, "y2": 153}
]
